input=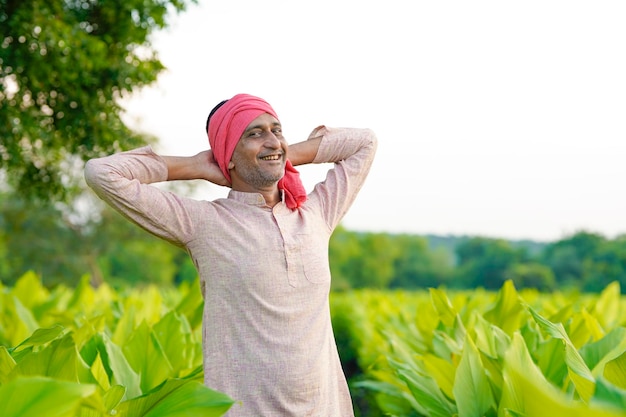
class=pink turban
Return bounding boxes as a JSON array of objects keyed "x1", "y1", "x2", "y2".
[{"x1": 207, "y1": 93, "x2": 306, "y2": 210}]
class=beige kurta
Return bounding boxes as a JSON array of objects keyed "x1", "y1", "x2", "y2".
[{"x1": 84, "y1": 126, "x2": 377, "y2": 416}]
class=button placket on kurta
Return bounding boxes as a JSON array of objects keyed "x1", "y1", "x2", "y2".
[{"x1": 272, "y1": 203, "x2": 306, "y2": 288}]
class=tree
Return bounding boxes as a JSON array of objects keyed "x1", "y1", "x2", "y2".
[
  {"x1": 504, "y1": 262, "x2": 556, "y2": 292},
  {"x1": 542, "y1": 230, "x2": 605, "y2": 286},
  {"x1": 455, "y1": 237, "x2": 527, "y2": 289},
  {"x1": 580, "y1": 235, "x2": 626, "y2": 293},
  {"x1": 329, "y1": 228, "x2": 401, "y2": 289},
  {"x1": 0, "y1": 192, "x2": 196, "y2": 287},
  {"x1": 0, "y1": 0, "x2": 195, "y2": 202},
  {"x1": 390, "y1": 234, "x2": 454, "y2": 289},
  {"x1": 0, "y1": 195, "x2": 88, "y2": 286}
]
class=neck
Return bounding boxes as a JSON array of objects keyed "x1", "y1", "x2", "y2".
[
  {"x1": 260, "y1": 189, "x2": 281, "y2": 207},
  {"x1": 231, "y1": 181, "x2": 281, "y2": 207}
]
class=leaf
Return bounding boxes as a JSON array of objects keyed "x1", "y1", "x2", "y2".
[
  {"x1": 526, "y1": 305, "x2": 595, "y2": 402},
  {"x1": 152, "y1": 311, "x2": 200, "y2": 376},
  {"x1": 581, "y1": 327, "x2": 626, "y2": 379},
  {"x1": 604, "y1": 352, "x2": 626, "y2": 390},
  {"x1": 590, "y1": 282, "x2": 621, "y2": 330},
  {"x1": 421, "y1": 353, "x2": 456, "y2": 399},
  {"x1": 499, "y1": 333, "x2": 624, "y2": 417},
  {"x1": 14, "y1": 325, "x2": 65, "y2": 351},
  {"x1": 484, "y1": 280, "x2": 525, "y2": 335},
  {"x1": 99, "y1": 333, "x2": 142, "y2": 399},
  {"x1": 90, "y1": 352, "x2": 111, "y2": 390},
  {"x1": 11, "y1": 271, "x2": 49, "y2": 309},
  {"x1": 123, "y1": 320, "x2": 173, "y2": 393},
  {"x1": 593, "y1": 378, "x2": 626, "y2": 411},
  {"x1": 104, "y1": 385, "x2": 127, "y2": 412},
  {"x1": 581, "y1": 307, "x2": 606, "y2": 342},
  {"x1": 0, "y1": 376, "x2": 95, "y2": 417},
  {"x1": 453, "y1": 333, "x2": 496, "y2": 417},
  {"x1": 0, "y1": 346, "x2": 17, "y2": 384},
  {"x1": 114, "y1": 378, "x2": 234, "y2": 417},
  {"x1": 9, "y1": 296, "x2": 40, "y2": 346},
  {"x1": 473, "y1": 312, "x2": 511, "y2": 359},
  {"x1": 430, "y1": 287, "x2": 457, "y2": 327},
  {"x1": 14, "y1": 332, "x2": 94, "y2": 384},
  {"x1": 397, "y1": 365, "x2": 457, "y2": 417}
]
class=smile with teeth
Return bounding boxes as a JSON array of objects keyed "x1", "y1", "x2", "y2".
[{"x1": 260, "y1": 155, "x2": 281, "y2": 161}]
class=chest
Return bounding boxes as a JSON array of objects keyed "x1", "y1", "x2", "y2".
[{"x1": 189, "y1": 205, "x2": 332, "y2": 292}]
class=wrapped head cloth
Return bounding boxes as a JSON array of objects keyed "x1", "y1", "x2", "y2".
[{"x1": 207, "y1": 93, "x2": 306, "y2": 209}]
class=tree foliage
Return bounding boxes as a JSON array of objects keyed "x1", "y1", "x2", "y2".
[
  {"x1": 455, "y1": 237, "x2": 529, "y2": 290},
  {"x1": 0, "y1": 193, "x2": 196, "y2": 288},
  {"x1": 0, "y1": 0, "x2": 195, "y2": 201}
]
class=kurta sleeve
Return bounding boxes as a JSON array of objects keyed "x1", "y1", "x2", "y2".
[
  {"x1": 307, "y1": 126, "x2": 378, "y2": 230},
  {"x1": 84, "y1": 146, "x2": 197, "y2": 247}
]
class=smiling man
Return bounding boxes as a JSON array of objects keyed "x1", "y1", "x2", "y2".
[{"x1": 84, "y1": 93, "x2": 377, "y2": 416}]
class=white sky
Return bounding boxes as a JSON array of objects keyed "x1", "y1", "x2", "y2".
[{"x1": 122, "y1": 0, "x2": 626, "y2": 242}]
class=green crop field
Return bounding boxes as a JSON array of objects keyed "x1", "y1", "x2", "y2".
[{"x1": 1, "y1": 272, "x2": 625, "y2": 417}]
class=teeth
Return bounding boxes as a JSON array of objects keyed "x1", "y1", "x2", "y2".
[{"x1": 261, "y1": 155, "x2": 280, "y2": 160}]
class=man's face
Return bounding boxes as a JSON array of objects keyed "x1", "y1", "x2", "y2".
[{"x1": 228, "y1": 113, "x2": 288, "y2": 192}]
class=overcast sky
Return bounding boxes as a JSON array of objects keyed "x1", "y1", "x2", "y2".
[{"x1": 122, "y1": 0, "x2": 626, "y2": 242}]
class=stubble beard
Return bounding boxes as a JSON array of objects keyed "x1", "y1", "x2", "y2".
[{"x1": 232, "y1": 154, "x2": 285, "y2": 189}]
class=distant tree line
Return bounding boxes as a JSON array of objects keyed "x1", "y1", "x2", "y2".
[
  {"x1": 329, "y1": 226, "x2": 626, "y2": 294},
  {"x1": 1, "y1": 194, "x2": 624, "y2": 294}
]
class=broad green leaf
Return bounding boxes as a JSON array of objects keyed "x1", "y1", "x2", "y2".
[
  {"x1": 430, "y1": 287, "x2": 457, "y2": 327},
  {"x1": 526, "y1": 305, "x2": 595, "y2": 402},
  {"x1": 112, "y1": 304, "x2": 139, "y2": 346},
  {"x1": 568, "y1": 310, "x2": 594, "y2": 348},
  {"x1": 473, "y1": 313, "x2": 511, "y2": 359},
  {"x1": 153, "y1": 311, "x2": 200, "y2": 376},
  {"x1": 174, "y1": 279, "x2": 204, "y2": 329},
  {"x1": 535, "y1": 338, "x2": 567, "y2": 387},
  {"x1": 0, "y1": 376, "x2": 95, "y2": 417},
  {"x1": 14, "y1": 332, "x2": 95, "y2": 384},
  {"x1": 66, "y1": 275, "x2": 97, "y2": 314},
  {"x1": 594, "y1": 378, "x2": 626, "y2": 411},
  {"x1": 396, "y1": 365, "x2": 457, "y2": 417},
  {"x1": 591, "y1": 281, "x2": 621, "y2": 330},
  {"x1": 0, "y1": 345, "x2": 16, "y2": 384},
  {"x1": 581, "y1": 327, "x2": 626, "y2": 379},
  {"x1": 432, "y1": 328, "x2": 463, "y2": 360},
  {"x1": 91, "y1": 352, "x2": 111, "y2": 390},
  {"x1": 548, "y1": 304, "x2": 574, "y2": 327},
  {"x1": 122, "y1": 285, "x2": 164, "y2": 327},
  {"x1": 14, "y1": 324, "x2": 64, "y2": 351},
  {"x1": 11, "y1": 271, "x2": 49, "y2": 310},
  {"x1": 123, "y1": 320, "x2": 173, "y2": 393},
  {"x1": 115, "y1": 378, "x2": 234, "y2": 417},
  {"x1": 453, "y1": 333, "x2": 496, "y2": 417},
  {"x1": 104, "y1": 385, "x2": 127, "y2": 412},
  {"x1": 100, "y1": 333, "x2": 142, "y2": 399},
  {"x1": 9, "y1": 296, "x2": 40, "y2": 346},
  {"x1": 604, "y1": 352, "x2": 626, "y2": 390},
  {"x1": 484, "y1": 280, "x2": 525, "y2": 335},
  {"x1": 421, "y1": 353, "x2": 456, "y2": 399},
  {"x1": 354, "y1": 378, "x2": 418, "y2": 416},
  {"x1": 499, "y1": 333, "x2": 624, "y2": 417},
  {"x1": 73, "y1": 315, "x2": 107, "y2": 349},
  {"x1": 481, "y1": 353, "x2": 505, "y2": 401},
  {"x1": 581, "y1": 307, "x2": 606, "y2": 342}
]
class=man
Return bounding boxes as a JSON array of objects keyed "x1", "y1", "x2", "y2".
[{"x1": 84, "y1": 93, "x2": 377, "y2": 416}]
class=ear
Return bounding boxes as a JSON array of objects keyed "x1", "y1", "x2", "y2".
[{"x1": 227, "y1": 160, "x2": 235, "y2": 170}]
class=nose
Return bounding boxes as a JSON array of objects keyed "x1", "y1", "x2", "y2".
[{"x1": 264, "y1": 131, "x2": 282, "y2": 148}]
